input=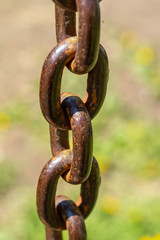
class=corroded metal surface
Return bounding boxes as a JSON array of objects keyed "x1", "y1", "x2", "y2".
[
  {"x1": 56, "y1": 196, "x2": 87, "y2": 240},
  {"x1": 37, "y1": 151, "x2": 101, "y2": 230},
  {"x1": 37, "y1": 0, "x2": 109, "y2": 239},
  {"x1": 55, "y1": 0, "x2": 100, "y2": 74},
  {"x1": 46, "y1": 227, "x2": 62, "y2": 240},
  {"x1": 40, "y1": 37, "x2": 109, "y2": 130},
  {"x1": 61, "y1": 92, "x2": 93, "y2": 184},
  {"x1": 55, "y1": 6, "x2": 76, "y2": 42},
  {"x1": 53, "y1": 0, "x2": 101, "y2": 13},
  {"x1": 53, "y1": 0, "x2": 78, "y2": 11}
]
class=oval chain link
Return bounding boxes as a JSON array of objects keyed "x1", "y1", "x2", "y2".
[
  {"x1": 37, "y1": 151, "x2": 101, "y2": 230},
  {"x1": 37, "y1": 0, "x2": 109, "y2": 239},
  {"x1": 55, "y1": 0, "x2": 100, "y2": 74},
  {"x1": 40, "y1": 37, "x2": 109, "y2": 130}
]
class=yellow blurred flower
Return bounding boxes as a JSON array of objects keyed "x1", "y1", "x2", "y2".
[
  {"x1": 135, "y1": 46, "x2": 155, "y2": 66},
  {"x1": 120, "y1": 31, "x2": 138, "y2": 50},
  {"x1": 0, "y1": 112, "x2": 11, "y2": 131},
  {"x1": 101, "y1": 195, "x2": 121, "y2": 215},
  {"x1": 152, "y1": 234, "x2": 160, "y2": 240},
  {"x1": 140, "y1": 236, "x2": 152, "y2": 240},
  {"x1": 140, "y1": 233, "x2": 160, "y2": 240}
]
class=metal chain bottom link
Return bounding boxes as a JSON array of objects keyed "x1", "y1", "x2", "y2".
[{"x1": 36, "y1": 0, "x2": 109, "y2": 239}]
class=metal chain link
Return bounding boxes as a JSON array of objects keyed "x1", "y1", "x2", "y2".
[{"x1": 36, "y1": 0, "x2": 109, "y2": 239}]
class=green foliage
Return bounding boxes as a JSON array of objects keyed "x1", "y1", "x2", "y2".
[
  {"x1": 86, "y1": 198, "x2": 160, "y2": 240},
  {"x1": 94, "y1": 120, "x2": 160, "y2": 178},
  {"x1": 0, "y1": 161, "x2": 18, "y2": 194},
  {"x1": 1, "y1": 196, "x2": 160, "y2": 240},
  {"x1": 1, "y1": 26, "x2": 160, "y2": 240}
]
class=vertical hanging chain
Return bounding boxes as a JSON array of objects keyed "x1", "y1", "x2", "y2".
[{"x1": 36, "y1": 0, "x2": 109, "y2": 239}]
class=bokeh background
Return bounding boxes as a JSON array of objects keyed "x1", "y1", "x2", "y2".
[{"x1": 0, "y1": 0, "x2": 160, "y2": 239}]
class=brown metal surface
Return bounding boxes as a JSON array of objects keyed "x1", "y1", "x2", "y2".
[
  {"x1": 49, "y1": 125, "x2": 69, "y2": 157},
  {"x1": 53, "y1": 0, "x2": 77, "y2": 11},
  {"x1": 56, "y1": 196, "x2": 87, "y2": 240},
  {"x1": 53, "y1": 0, "x2": 101, "y2": 13},
  {"x1": 49, "y1": 91, "x2": 94, "y2": 184},
  {"x1": 40, "y1": 37, "x2": 109, "y2": 130},
  {"x1": 46, "y1": 227, "x2": 62, "y2": 240},
  {"x1": 55, "y1": 0, "x2": 100, "y2": 74},
  {"x1": 37, "y1": 0, "x2": 109, "y2": 239},
  {"x1": 36, "y1": 150, "x2": 101, "y2": 230},
  {"x1": 49, "y1": 121, "x2": 101, "y2": 219},
  {"x1": 45, "y1": 196, "x2": 87, "y2": 240},
  {"x1": 61, "y1": 92, "x2": 93, "y2": 184},
  {"x1": 55, "y1": 6, "x2": 76, "y2": 43}
]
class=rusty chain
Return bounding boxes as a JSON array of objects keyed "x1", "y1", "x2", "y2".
[{"x1": 36, "y1": 0, "x2": 109, "y2": 239}]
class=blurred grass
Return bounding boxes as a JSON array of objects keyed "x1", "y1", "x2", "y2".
[
  {"x1": 0, "y1": 16, "x2": 160, "y2": 240},
  {"x1": 1, "y1": 194, "x2": 160, "y2": 240}
]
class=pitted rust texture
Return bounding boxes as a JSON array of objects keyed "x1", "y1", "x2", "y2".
[
  {"x1": 55, "y1": 0, "x2": 100, "y2": 74},
  {"x1": 37, "y1": 150, "x2": 101, "y2": 230},
  {"x1": 46, "y1": 227, "x2": 62, "y2": 240},
  {"x1": 55, "y1": 6, "x2": 76, "y2": 42},
  {"x1": 61, "y1": 92, "x2": 93, "y2": 184},
  {"x1": 53, "y1": 0, "x2": 78, "y2": 11},
  {"x1": 53, "y1": 0, "x2": 101, "y2": 13},
  {"x1": 46, "y1": 196, "x2": 87, "y2": 240},
  {"x1": 49, "y1": 126, "x2": 69, "y2": 157},
  {"x1": 56, "y1": 196, "x2": 87, "y2": 240},
  {"x1": 37, "y1": 0, "x2": 109, "y2": 239},
  {"x1": 40, "y1": 37, "x2": 109, "y2": 130}
]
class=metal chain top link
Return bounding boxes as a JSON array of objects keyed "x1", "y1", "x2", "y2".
[{"x1": 36, "y1": 0, "x2": 109, "y2": 239}]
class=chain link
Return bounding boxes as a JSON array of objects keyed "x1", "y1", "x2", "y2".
[{"x1": 36, "y1": 0, "x2": 109, "y2": 239}]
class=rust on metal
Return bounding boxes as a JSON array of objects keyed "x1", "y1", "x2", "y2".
[
  {"x1": 56, "y1": 196, "x2": 87, "y2": 240},
  {"x1": 49, "y1": 125, "x2": 69, "y2": 157},
  {"x1": 53, "y1": 0, "x2": 101, "y2": 14},
  {"x1": 61, "y1": 92, "x2": 93, "y2": 184},
  {"x1": 37, "y1": 150, "x2": 101, "y2": 230},
  {"x1": 55, "y1": 6, "x2": 76, "y2": 42},
  {"x1": 55, "y1": 0, "x2": 100, "y2": 74},
  {"x1": 46, "y1": 227, "x2": 62, "y2": 240},
  {"x1": 40, "y1": 37, "x2": 109, "y2": 130},
  {"x1": 53, "y1": 0, "x2": 77, "y2": 11},
  {"x1": 37, "y1": 0, "x2": 109, "y2": 239}
]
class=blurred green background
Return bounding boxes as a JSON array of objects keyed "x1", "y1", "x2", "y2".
[{"x1": 0, "y1": 0, "x2": 160, "y2": 239}]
